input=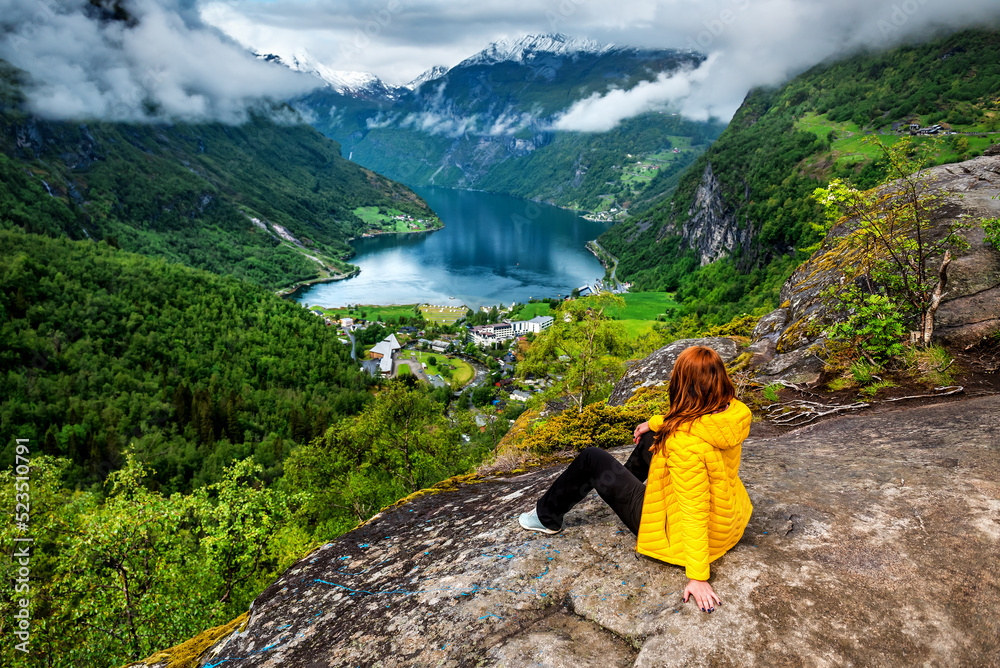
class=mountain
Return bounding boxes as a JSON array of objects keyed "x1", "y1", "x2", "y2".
[
  {"x1": 599, "y1": 28, "x2": 1000, "y2": 324},
  {"x1": 256, "y1": 50, "x2": 400, "y2": 100},
  {"x1": 290, "y1": 34, "x2": 725, "y2": 212},
  {"x1": 0, "y1": 60, "x2": 439, "y2": 290},
  {"x1": 404, "y1": 65, "x2": 449, "y2": 91},
  {"x1": 455, "y1": 33, "x2": 617, "y2": 66}
]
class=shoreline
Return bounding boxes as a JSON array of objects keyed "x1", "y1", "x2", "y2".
[
  {"x1": 276, "y1": 267, "x2": 361, "y2": 299},
  {"x1": 347, "y1": 221, "x2": 444, "y2": 242},
  {"x1": 286, "y1": 224, "x2": 445, "y2": 300}
]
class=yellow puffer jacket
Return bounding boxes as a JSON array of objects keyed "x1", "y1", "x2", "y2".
[{"x1": 636, "y1": 400, "x2": 753, "y2": 580}]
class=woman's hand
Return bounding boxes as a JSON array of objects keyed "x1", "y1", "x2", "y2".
[
  {"x1": 683, "y1": 579, "x2": 721, "y2": 612},
  {"x1": 632, "y1": 421, "x2": 650, "y2": 444}
]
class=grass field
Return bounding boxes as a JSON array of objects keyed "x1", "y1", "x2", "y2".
[
  {"x1": 419, "y1": 303, "x2": 468, "y2": 324},
  {"x1": 353, "y1": 206, "x2": 440, "y2": 233},
  {"x1": 307, "y1": 302, "x2": 471, "y2": 326},
  {"x1": 309, "y1": 304, "x2": 420, "y2": 323},
  {"x1": 400, "y1": 349, "x2": 474, "y2": 386},
  {"x1": 794, "y1": 112, "x2": 996, "y2": 172},
  {"x1": 620, "y1": 148, "x2": 689, "y2": 190},
  {"x1": 513, "y1": 302, "x2": 556, "y2": 320},
  {"x1": 582, "y1": 292, "x2": 680, "y2": 338}
]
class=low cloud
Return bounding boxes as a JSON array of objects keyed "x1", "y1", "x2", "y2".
[
  {"x1": 487, "y1": 111, "x2": 535, "y2": 136},
  {"x1": 399, "y1": 110, "x2": 479, "y2": 138},
  {"x1": 551, "y1": 55, "x2": 718, "y2": 131},
  {"x1": 209, "y1": 0, "x2": 1000, "y2": 129},
  {"x1": 0, "y1": 0, "x2": 319, "y2": 123}
]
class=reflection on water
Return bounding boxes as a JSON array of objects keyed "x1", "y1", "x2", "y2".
[{"x1": 296, "y1": 187, "x2": 611, "y2": 310}]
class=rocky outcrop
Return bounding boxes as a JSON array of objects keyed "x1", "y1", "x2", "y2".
[
  {"x1": 748, "y1": 155, "x2": 1000, "y2": 385},
  {"x1": 664, "y1": 162, "x2": 755, "y2": 266},
  {"x1": 607, "y1": 337, "x2": 739, "y2": 406},
  {"x1": 131, "y1": 395, "x2": 1000, "y2": 667}
]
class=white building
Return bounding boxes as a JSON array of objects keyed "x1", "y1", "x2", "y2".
[
  {"x1": 369, "y1": 334, "x2": 402, "y2": 374},
  {"x1": 470, "y1": 322, "x2": 514, "y2": 346},
  {"x1": 524, "y1": 315, "x2": 553, "y2": 333},
  {"x1": 471, "y1": 316, "x2": 553, "y2": 347}
]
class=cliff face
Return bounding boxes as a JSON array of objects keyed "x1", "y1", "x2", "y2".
[
  {"x1": 669, "y1": 162, "x2": 755, "y2": 267},
  {"x1": 128, "y1": 395, "x2": 1000, "y2": 667},
  {"x1": 748, "y1": 154, "x2": 1000, "y2": 385}
]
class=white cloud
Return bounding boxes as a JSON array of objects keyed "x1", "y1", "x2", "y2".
[
  {"x1": 206, "y1": 0, "x2": 1000, "y2": 128},
  {"x1": 0, "y1": 0, "x2": 319, "y2": 123},
  {"x1": 551, "y1": 55, "x2": 719, "y2": 131},
  {"x1": 3, "y1": 0, "x2": 999, "y2": 127}
]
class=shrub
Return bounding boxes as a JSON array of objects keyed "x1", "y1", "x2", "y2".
[
  {"x1": 903, "y1": 344, "x2": 958, "y2": 387},
  {"x1": 762, "y1": 383, "x2": 783, "y2": 402},
  {"x1": 983, "y1": 217, "x2": 1000, "y2": 249},
  {"x1": 826, "y1": 287, "x2": 908, "y2": 363},
  {"x1": 859, "y1": 378, "x2": 897, "y2": 399},
  {"x1": 850, "y1": 360, "x2": 882, "y2": 384}
]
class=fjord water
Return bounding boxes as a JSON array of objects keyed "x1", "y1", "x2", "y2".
[{"x1": 296, "y1": 187, "x2": 610, "y2": 310}]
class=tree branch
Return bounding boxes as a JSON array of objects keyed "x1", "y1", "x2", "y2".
[{"x1": 922, "y1": 250, "x2": 951, "y2": 346}]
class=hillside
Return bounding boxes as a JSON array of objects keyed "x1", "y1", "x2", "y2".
[
  {"x1": 0, "y1": 60, "x2": 440, "y2": 291},
  {"x1": 0, "y1": 230, "x2": 372, "y2": 493},
  {"x1": 600, "y1": 28, "x2": 1000, "y2": 323},
  {"x1": 294, "y1": 35, "x2": 726, "y2": 212}
]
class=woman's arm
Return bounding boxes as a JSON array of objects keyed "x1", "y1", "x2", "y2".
[
  {"x1": 632, "y1": 421, "x2": 650, "y2": 444},
  {"x1": 674, "y1": 450, "x2": 712, "y2": 580}
]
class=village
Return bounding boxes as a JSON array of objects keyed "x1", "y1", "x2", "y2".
[{"x1": 301, "y1": 299, "x2": 580, "y2": 423}]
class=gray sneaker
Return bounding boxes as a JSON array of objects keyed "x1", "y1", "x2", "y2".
[{"x1": 518, "y1": 509, "x2": 561, "y2": 534}]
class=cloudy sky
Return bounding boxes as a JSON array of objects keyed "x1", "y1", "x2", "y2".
[{"x1": 1, "y1": 0, "x2": 998, "y2": 124}]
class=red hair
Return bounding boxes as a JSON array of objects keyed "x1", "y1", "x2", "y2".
[{"x1": 652, "y1": 346, "x2": 735, "y2": 454}]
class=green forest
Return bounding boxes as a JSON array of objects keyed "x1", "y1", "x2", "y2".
[
  {"x1": 0, "y1": 231, "x2": 498, "y2": 666},
  {"x1": 0, "y1": 231, "x2": 374, "y2": 491},
  {"x1": 600, "y1": 28, "x2": 1000, "y2": 324}
]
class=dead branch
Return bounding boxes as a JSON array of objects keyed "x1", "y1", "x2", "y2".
[
  {"x1": 922, "y1": 249, "x2": 951, "y2": 345},
  {"x1": 763, "y1": 386, "x2": 964, "y2": 427},
  {"x1": 881, "y1": 386, "x2": 963, "y2": 402},
  {"x1": 764, "y1": 400, "x2": 870, "y2": 427}
]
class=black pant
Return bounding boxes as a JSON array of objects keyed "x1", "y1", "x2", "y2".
[{"x1": 535, "y1": 431, "x2": 655, "y2": 535}]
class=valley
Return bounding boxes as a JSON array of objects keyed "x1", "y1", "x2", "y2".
[{"x1": 289, "y1": 35, "x2": 725, "y2": 213}]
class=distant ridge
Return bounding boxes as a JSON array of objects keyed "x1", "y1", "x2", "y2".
[
  {"x1": 255, "y1": 49, "x2": 397, "y2": 98},
  {"x1": 456, "y1": 33, "x2": 617, "y2": 66}
]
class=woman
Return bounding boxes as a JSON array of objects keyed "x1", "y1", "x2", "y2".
[{"x1": 518, "y1": 346, "x2": 753, "y2": 613}]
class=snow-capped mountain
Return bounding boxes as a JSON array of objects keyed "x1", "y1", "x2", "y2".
[
  {"x1": 287, "y1": 34, "x2": 717, "y2": 210},
  {"x1": 256, "y1": 50, "x2": 399, "y2": 98},
  {"x1": 404, "y1": 65, "x2": 450, "y2": 91},
  {"x1": 457, "y1": 34, "x2": 617, "y2": 67}
]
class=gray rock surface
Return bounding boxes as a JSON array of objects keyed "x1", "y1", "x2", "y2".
[
  {"x1": 159, "y1": 395, "x2": 1000, "y2": 668},
  {"x1": 608, "y1": 337, "x2": 739, "y2": 406},
  {"x1": 676, "y1": 162, "x2": 755, "y2": 267}
]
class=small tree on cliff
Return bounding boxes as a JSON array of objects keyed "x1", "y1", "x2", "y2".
[
  {"x1": 519, "y1": 293, "x2": 629, "y2": 412},
  {"x1": 813, "y1": 137, "x2": 969, "y2": 346}
]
